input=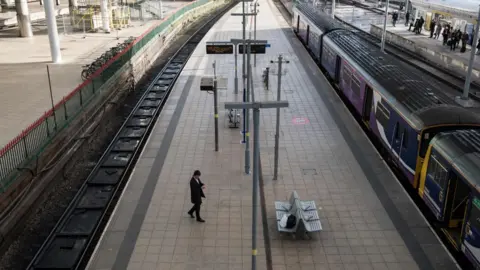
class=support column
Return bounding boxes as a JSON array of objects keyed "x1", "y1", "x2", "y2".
[
  {"x1": 15, "y1": 0, "x2": 33, "y2": 37},
  {"x1": 44, "y1": 0, "x2": 62, "y2": 63},
  {"x1": 160, "y1": 0, "x2": 163, "y2": 19},
  {"x1": 455, "y1": 4, "x2": 480, "y2": 108},
  {"x1": 331, "y1": 0, "x2": 335, "y2": 18},
  {"x1": 68, "y1": 0, "x2": 78, "y2": 25},
  {"x1": 100, "y1": 0, "x2": 111, "y2": 33}
]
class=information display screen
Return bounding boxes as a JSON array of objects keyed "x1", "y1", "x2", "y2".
[
  {"x1": 238, "y1": 44, "x2": 267, "y2": 54},
  {"x1": 206, "y1": 44, "x2": 234, "y2": 54}
]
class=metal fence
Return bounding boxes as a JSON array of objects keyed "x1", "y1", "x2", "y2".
[{"x1": 0, "y1": 0, "x2": 210, "y2": 193}]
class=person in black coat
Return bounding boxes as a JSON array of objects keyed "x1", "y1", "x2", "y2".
[{"x1": 188, "y1": 170, "x2": 206, "y2": 222}]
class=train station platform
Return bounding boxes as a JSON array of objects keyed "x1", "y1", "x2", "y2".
[
  {"x1": 0, "y1": 1, "x2": 185, "y2": 149},
  {"x1": 87, "y1": 0, "x2": 458, "y2": 269},
  {"x1": 370, "y1": 23, "x2": 480, "y2": 87}
]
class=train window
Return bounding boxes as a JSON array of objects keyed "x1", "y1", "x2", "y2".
[
  {"x1": 375, "y1": 102, "x2": 390, "y2": 127},
  {"x1": 394, "y1": 122, "x2": 400, "y2": 141},
  {"x1": 351, "y1": 75, "x2": 361, "y2": 96},
  {"x1": 469, "y1": 198, "x2": 480, "y2": 228},
  {"x1": 342, "y1": 66, "x2": 352, "y2": 87},
  {"x1": 427, "y1": 154, "x2": 448, "y2": 188},
  {"x1": 402, "y1": 128, "x2": 408, "y2": 148},
  {"x1": 427, "y1": 155, "x2": 437, "y2": 179}
]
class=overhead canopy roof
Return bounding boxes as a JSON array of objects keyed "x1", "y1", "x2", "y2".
[{"x1": 410, "y1": 0, "x2": 479, "y2": 22}]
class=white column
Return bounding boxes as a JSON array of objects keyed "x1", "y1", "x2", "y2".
[
  {"x1": 15, "y1": 0, "x2": 33, "y2": 37},
  {"x1": 456, "y1": 4, "x2": 480, "y2": 107},
  {"x1": 381, "y1": 0, "x2": 389, "y2": 52},
  {"x1": 43, "y1": 0, "x2": 62, "y2": 63},
  {"x1": 331, "y1": 0, "x2": 335, "y2": 18},
  {"x1": 100, "y1": 0, "x2": 111, "y2": 33},
  {"x1": 160, "y1": 0, "x2": 163, "y2": 19}
]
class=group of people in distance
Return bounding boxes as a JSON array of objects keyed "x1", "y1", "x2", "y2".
[{"x1": 403, "y1": 11, "x2": 480, "y2": 54}]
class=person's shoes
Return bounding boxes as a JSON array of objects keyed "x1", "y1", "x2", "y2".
[
  {"x1": 188, "y1": 212, "x2": 195, "y2": 218},
  {"x1": 196, "y1": 218, "x2": 205, "y2": 223}
]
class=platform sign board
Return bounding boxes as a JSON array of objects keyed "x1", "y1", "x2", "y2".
[
  {"x1": 206, "y1": 41, "x2": 233, "y2": 54},
  {"x1": 238, "y1": 44, "x2": 269, "y2": 54}
]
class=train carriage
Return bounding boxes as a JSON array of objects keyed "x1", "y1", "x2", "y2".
[
  {"x1": 321, "y1": 30, "x2": 480, "y2": 187},
  {"x1": 293, "y1": 4, "x2": 343, "y2": 59},
  {"x1": 292, "y1": 2, "x2": 480, "y2": 267},
  {"x1": 293, "y1": 3, "x2": 480, "y2": 188},
  {"x1": 420, "y1": 129, "x2": 480, "y2": 268}
]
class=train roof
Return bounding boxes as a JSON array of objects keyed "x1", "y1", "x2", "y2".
[
  {"x1": 324, "y1": 30, "x2": 480, "y2": 130},
  {"x1": 432, "y1": 129, "x2": 480, "y2": 192},
  {"x1": 294, "y1": 3, "x2": 344, "y2": 33}
]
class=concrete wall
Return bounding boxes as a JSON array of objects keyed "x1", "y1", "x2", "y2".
[{"x1": 370, "y1": 24, "x2": 480, "y2": 89}]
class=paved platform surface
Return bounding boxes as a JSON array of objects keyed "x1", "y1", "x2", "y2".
[
  {"x1": 0, "y1": 1, "x2": 185, "y2": 149},
  {"x1": 369, "y1": 23, "x2": 480, "y2": 84},
  {"x1": 87, "y1": 0, "x2": 459, "y2": 269}
]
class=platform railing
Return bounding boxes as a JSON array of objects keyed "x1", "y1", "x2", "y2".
[{"x1": 0, "y1": 0, "x2": 210, "y2": 193}]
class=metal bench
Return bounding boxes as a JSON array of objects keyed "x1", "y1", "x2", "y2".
[
  {"x1": 274, "y1": 190, "x2": 298, "y2": 211},
  {"x1": 275, "y1": 191, "x2": 322, "y2": 239},
  {"x1": 276, "y1": 200, "x2": 300, "y2": 234}
]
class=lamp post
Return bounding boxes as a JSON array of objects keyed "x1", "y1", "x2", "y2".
[
  {"x1": 456, "y1": 4, "x2": 480, "y2": 107},
  {"x1": 380, "y1": 0, "x2": 390, "y2": 52},
  {"x1": 225, "y1": 101, "x2": 289, "y2": 270}
]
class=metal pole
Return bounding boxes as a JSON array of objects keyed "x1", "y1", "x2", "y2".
[
  {"x1": 253, "y1": 3, "x2": 257, "y2": 67},
  {"x1": 381, "y1": 0, "x2": 389, "y2": 52},
  {"x1": 462, "y1": 5, "x2": 480, "y2": 100},
  {"x1": 214, "y1": 79, "x2": 219, "y2": 152},
  {"x1": 273, "y1": 55, "x2": 283, "y2": 180},
  {"x1": 352, "y1": 5, "x2": 354, "y2": 23},
  {"x1": 331, "y1": 0, "x2": 335, "y2": 18},
  {"x1": 245, "y1": 42, "x2": 251, "y2": 174},
  {"x1": 47, "y1": 65, "x2": 58, "y2": 130},
  {"x1": 242, "y1": 0, "x2": 246, "y2": 85},
  {"x1": 235, "y1": 44, "x2": 239, "y2": 94},
  {"x1": 43, "y1": 0, "x2": 62, "y2": 63},
  {"x1": 251, "y1": 107, "x2": 260, "y2": 270},
  {"x1": 242, "y1": 0, "x2": 247, "y2": 145},
  {"x1": 213, "y1": 61, "x2": 216, "y2": 79}
]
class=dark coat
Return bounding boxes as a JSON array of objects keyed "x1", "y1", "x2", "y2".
[{"x1": 190, "y1": 177, "x2": 205, "y2": 204}]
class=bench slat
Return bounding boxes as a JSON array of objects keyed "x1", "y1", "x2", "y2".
[
  {"x1": 300, "y1": 200, "x2": 317, "y2": 211},
  {"x1": 305, "y1": 219, "x2": 322, "y2": 232},
  {"x1": 274, "y1": 201, "x2": 291, "y2": 211},
  {"x1": 301, "y1": 210, "x2": 320, "y2": 221}
]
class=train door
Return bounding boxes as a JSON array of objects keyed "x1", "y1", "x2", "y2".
[
  {"x1": 306, "y1": 25, "x2": 310, "y2": 46},
  {"x1": 296, "y1": 15, "x2": 300, "y2": 33},
  {"x1": 423, "y1": 152, "x2": 449, "y2": 220},
  {"x1": 442, "y1": 174, "x2": 470, "y2": 249},
  {"x1": 362, "y1": 85, "x2": 373, "y2": 126},
  {"x1": 390, "y1": 122, "x2": 402, "y2": 162},
  {"x1": 334, "y1": 56, "x2": 341, "y2": 84}
]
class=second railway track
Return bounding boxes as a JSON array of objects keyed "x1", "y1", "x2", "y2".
[{"x1": 24, "y1": 2, "x2": 235, "y2": 269}]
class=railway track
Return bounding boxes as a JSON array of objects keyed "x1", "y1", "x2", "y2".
[
  {"x1": 25, "y1": 3, "x2": 234, "y2": 269},
  {"x1": 336, "y1": 0, "x2": 480, "y2": 101}
]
